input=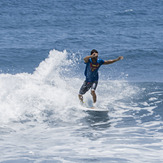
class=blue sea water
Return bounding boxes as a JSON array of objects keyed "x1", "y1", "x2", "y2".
[{"x1": 0, "y1": 0, "x2": 163, "y2": 162}]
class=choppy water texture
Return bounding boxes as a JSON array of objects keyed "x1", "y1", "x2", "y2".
[{"x1": 0, "y1": 0, "x2": 163, "y2": 162}]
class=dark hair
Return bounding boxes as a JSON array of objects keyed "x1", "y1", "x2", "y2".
[{"x1": 91, "y1": 49, "x2": 98, "y2": 55}]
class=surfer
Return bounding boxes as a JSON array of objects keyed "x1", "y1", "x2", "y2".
[{"x1": 78, "y1": 49, "x2": 123, "y2": 106}]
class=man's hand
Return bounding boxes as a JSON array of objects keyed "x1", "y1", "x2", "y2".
[
  {"x1": 84, "y1": 52, "x2": 98, "y2": 63},
  {"x1": 91, "y1": 53, "x2": 98, "y2": 58},
  {"x1": 118, "y1": 56, "x2": 123, "y2": 60}
]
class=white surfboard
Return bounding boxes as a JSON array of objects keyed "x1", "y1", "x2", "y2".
[{"x1": 82, "y1": 106, "x2": 109, "y2": 112}]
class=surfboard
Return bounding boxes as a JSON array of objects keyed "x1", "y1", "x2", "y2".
[{"x1": 82, "y1": 106, "x2": 109, "y2": 113}]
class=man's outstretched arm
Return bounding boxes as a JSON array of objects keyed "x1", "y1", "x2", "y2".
[{"x1": 103, "y1": 56, "x2": 123, "y2": 65}]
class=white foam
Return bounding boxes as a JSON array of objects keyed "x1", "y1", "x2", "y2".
[
  {"x1": 0, "y1": 49, "x2": 81, "y2": 123},
  {"x1": 0, "y1": 49, "x2": 139, "y2": 124}
]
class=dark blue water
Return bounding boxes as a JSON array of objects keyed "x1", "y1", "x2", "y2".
[
  {"x1": 0, "y1": 0, "x2": 163, "y2": 81},
  {"x1": 0, "y1": 0, "x2": 163, "y2": 162}
]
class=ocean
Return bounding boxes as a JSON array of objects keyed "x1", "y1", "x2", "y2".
[{"x1": 0, "y1": 0, "x2": 163, "y2": 162}]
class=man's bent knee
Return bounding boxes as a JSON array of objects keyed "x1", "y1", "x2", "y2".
[{"x1": 91, "y1": 90, "x2": 96, "y2": 95}]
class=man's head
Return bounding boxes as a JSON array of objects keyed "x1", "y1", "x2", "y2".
[
  {"x1": 91, "y1": 49, "x2": 98, "y2": 60},
  {"x1": 91, "y1": 49, "x2": 98, "y2": 55}
]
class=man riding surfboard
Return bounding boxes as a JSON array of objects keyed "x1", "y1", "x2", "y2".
[{"x1": 78, "y1": 49, "x2": 123, "y2": 106}]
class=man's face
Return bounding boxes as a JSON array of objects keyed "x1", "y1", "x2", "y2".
[{"x1": 92, "y1": 52, "x2": 98, "y2": 59}]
